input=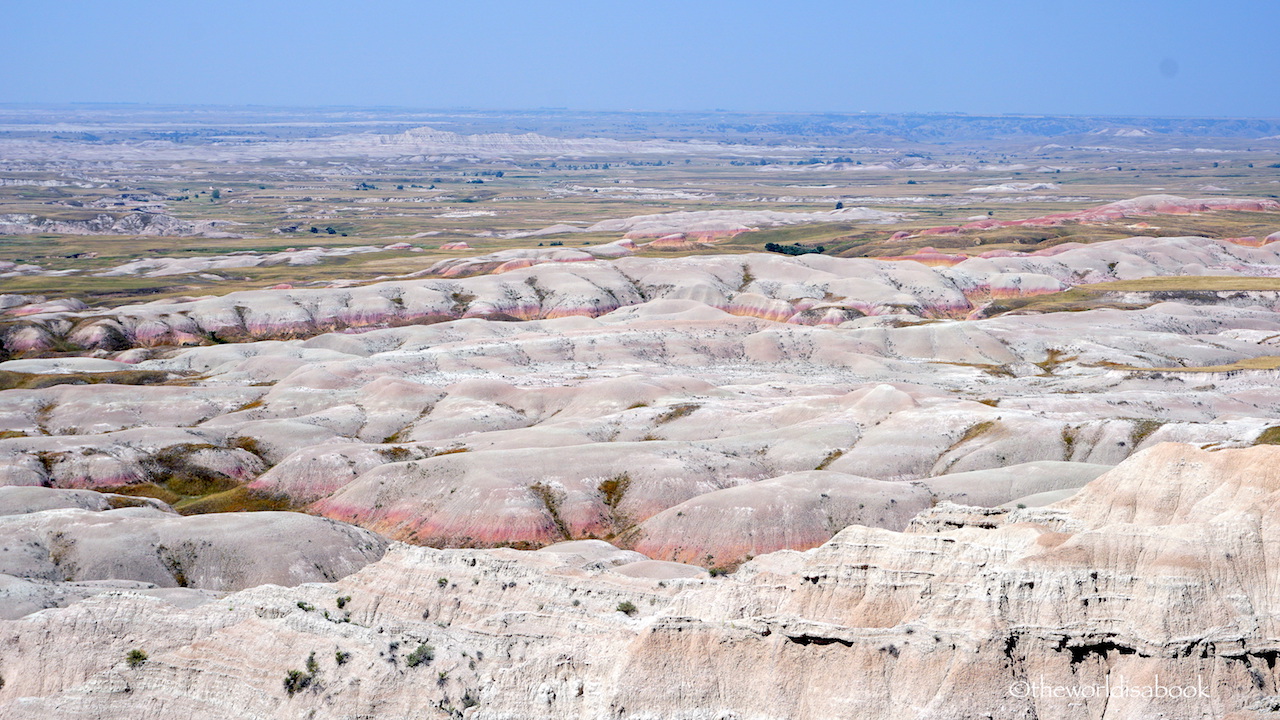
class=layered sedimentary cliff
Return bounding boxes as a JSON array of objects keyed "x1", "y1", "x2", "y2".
[
  {"x1": 3, "y1": 444, "x2": 1280, "y2": 719},
  {"x1": 5, "y1": 233, "x2": 1278, "y2": 354},
  {"x1": 0, "y1": 212, "x2": 240, "y2": 238}
]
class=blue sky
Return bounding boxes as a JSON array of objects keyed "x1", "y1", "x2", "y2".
[{"x1": 3, "y1": 0, "x2": 1278, "y2": 117}]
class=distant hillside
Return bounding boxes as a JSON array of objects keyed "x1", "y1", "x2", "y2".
[
  {"x1": 0, "y1": 105, "x2": 1276, "y2": 147},
  {"x1": 692, "y1": 113, "x2": 1280, "y2": 142}
]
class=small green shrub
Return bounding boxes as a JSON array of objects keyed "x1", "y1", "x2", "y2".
[
  {"x1": 336, "y1": 595, "x2": 351, "y2": 609},
  {"x1": 437, "y1": 577, "x2": 449, "y2": 588},
  {"x1": 335, "y1": 650, "x2": 350, "y2": 666},
  {"x1": 406, "y1": 643, "x2": 435, "y2": 667},
  {"x1": 283, "y1": 669, "x2": 311, "y2": 696},
  {"x1": 297, "y1": 601, "x2": 314, "y2": 612},
  {"x1": 616, "y1": 600, "x2": 638, "y2": 616},
  {"x1": 126, "y1": 649, "x2": 147, "y2": 668},
  {"x1": 305, "y1": 652, "x2": 319, "y2": 675}
]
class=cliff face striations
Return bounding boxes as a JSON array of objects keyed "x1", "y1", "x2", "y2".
[{"x1": 1, "y1": 443, "x2": 1279, "y2": 719}]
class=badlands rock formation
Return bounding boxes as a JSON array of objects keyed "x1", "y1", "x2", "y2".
[
  {"x1": 5, "y1": 444, "x2": 1280, "y2": 718},
  {"x1": 966, "y1": 182, "x2": 1059, "y2": 193},
  {"x1": 0, "y1": 212, "x2": 242, "y2": 238},
  {"x1": 93, "y1": 244, "x2": 423, "y2": 278},
  {"x1": 0, "y1": 125, "x2": 786, "y2": 163},
  {"x1": 420, "y1": 239, "x2": 637, "y2": 277},
  {"x1": 0, "y1": 486, "x2": 388, "y2": 619},
  {"x1": 318, "y1": 125, "x2": 784, "y2": 160},
  {"x1": 911, "y1": 194, "x2": 1280, "y2": 237},
  {"x1": 0, "y1": 202, "x2": 1278, "y2": 717},
  {"x1": 6, "y1": 232, "x2": 1280, "y2": 353},
  {"x1": 515, "y1": 206, "x2": 905, "y2": 240},
  {"x1": 4, "y1": 232, "x2": 1280, "y2": 565}
]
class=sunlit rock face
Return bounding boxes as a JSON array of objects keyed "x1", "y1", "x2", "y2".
[
  {"x1": 2, "y1": 214, "x2": 1280, "y2": 717},
  {"x1": 0, "y1": 212, "x2": 243, "y2": 238},
  {"x1": 6, "y1": 234, "x2": 1280, "y2": 562},
  {"x1": 911, "y1": 194, "x2": 1280, "y2": 236},
  {"x1": 0, "y1": 486, "x2": 388, "y2": 619},
  {"x1": 3, "y1": 444, "x2": 1280, "y2": 718},
  {"x1": 8, "y1": 233, "x2": 1280, "y2": 354}
]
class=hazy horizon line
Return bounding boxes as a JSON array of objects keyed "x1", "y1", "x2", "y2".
[{"x1": 1, "y1": 102, "x2": 1278, "y2": 123}]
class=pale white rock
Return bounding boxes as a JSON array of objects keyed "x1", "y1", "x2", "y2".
[
  {"x1": 0, "y1": 506, "x2": 387, "y2": 590},
  {"x1": 4, "y1": 444, "x2": 1280, "y2": 718},
  {"x1": 0, "y1": 485, "x2": 174, "y2": 516},
  {"x1": 920, "y1": 460, "x2": 1114, "y2": 506}
]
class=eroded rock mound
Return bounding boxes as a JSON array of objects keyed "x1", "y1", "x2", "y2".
[
  {"x1": 0, "y1": 508, "x2": 388, "y2": 590},
  {"x1": 622, "y1": 470, "x2": 933, "y2": 566},
  {"x1": 0, "y1": 212, "x2": 241, "y2": 238},
  {"x1": 9, "y1": 234, "x2": 1280, "y2": 354},
  {"x1": 912, "y1": 194, "x2": 1280, "y2": 237},
  {"x1": 4, "y1": 238, "x2": 1280, "y2": 568},
  {"x1": 0, "y1": 489, "x2": 388, "y2": 619},
  {"x1": 4, "y1": 444, "x2": 1280, "y2": 718}
]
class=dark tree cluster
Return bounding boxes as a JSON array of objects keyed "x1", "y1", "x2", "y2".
[{"x1": 764, "y1": 242, "x2": 825, "y2": 256}]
